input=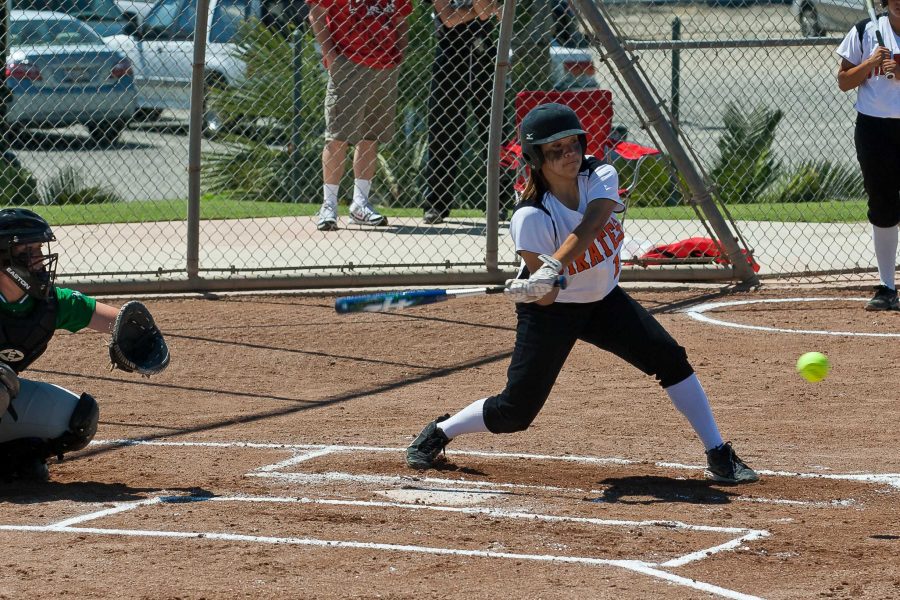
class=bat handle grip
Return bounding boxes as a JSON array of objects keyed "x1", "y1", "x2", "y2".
[
  {"x1": 555, "y1": 275, "x2": 568, "y2": 290},
  {"x1": 873, "y1": 31, "x2": 895, "y2": 79}
]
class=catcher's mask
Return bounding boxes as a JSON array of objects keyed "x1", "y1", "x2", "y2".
[
  {"x1": 520, "y1": 103, "x2": 587, "y2": 171},
  {"x1": 0, "y1": 208, "x2": 58, "y2": 300}
]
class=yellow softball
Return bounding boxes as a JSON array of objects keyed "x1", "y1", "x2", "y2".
[{"x1": 796, "y1": 352, "x2": 830, "y2": 383}]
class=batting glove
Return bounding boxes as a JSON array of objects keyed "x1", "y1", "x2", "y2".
[{"x1": 504, "y1": 254, "x2": 563, "y2": 303}]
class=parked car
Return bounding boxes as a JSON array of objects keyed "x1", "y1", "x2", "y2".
[
  {"x1": 11, "y1": 0, "x2": 133, "y2": 37},
  {"x1": 114, "y1": 0, "x2": 156, "y2": 28},
  {"x1": 791, "y1": 0, "x2": 868, "y2": 36},
  {"x1": 104, "y1": 0, "x2": 303, "y2": 134},
  {"x1": 5, "y1": 10, "x2": 138, "y2": 144}
]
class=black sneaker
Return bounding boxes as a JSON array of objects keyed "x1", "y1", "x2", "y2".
[
  {"x1": 13, "y1": 457, "x2": 49, "y2": 482},
  {"x1": 865, "y1": 285, "x2": 899, "y2": 311},
  {"x1": 406, "y1": 414, "x2": 451, "y2": 470},
  {"x1": 423, "y1": 208, "x2": 449, "y2": 225},
  {"x1": 705, "y1": 442, "x2": 759, "y2": 484}
]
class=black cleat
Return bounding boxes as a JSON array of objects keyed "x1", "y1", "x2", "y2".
[
  {"x1": 865, "y1": 285, "x2": 899, "y2": 311},
  {"x1": 13, "y1": 457, "x2": 49, "y2": 482},
  {"x1": 406, "y1": 414, "x2": 451, "y2": 470},
  {"x1": 705, "y1": 442, "x2": 759, "y2": 484}
]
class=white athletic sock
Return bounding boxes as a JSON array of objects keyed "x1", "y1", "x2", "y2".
[
  {"x1": 665, "y1": 374, "x2": 723, "y2": 451},
  {"x1": 872, "y1": 225, "x2": 898, "y2": 290},
  {"x1": 351, "y1": 179, "x2": 371, "y2": 208},
  {"x1": 437, "y1": 398, "x2": 489, "y2": 440},
  {"x1": 323, "y1": 183, "x2": 339, "y2": 207}
]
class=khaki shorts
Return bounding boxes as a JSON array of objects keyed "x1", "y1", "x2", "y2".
[{"x1": 325, "y1": 55, "x2": 399, "y2": 145}]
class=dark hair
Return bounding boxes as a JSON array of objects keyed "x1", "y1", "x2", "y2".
[{"x1": 520, "y1": 168, "x2": 549, "y2": 205}]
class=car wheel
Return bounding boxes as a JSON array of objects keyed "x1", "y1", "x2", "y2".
[
  {"x1": 133, "y1": 108, "x2": 163, "y2": 123},
  {"x1": 88, "y1": 120, "x2": 127, "y2": 147},
  {"x1": 799, "y1": 6, "x2": 824, "y2": 37},
  {"x1": 203, "y1": 74, "x2": 235, "y2": 138}
]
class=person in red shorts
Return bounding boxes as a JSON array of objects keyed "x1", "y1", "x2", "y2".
[{"x1": 308, "y1": 0, "x2": 412, "y2": 231}]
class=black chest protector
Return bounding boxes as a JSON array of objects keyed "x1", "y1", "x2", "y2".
[{"x1": 0, "y1": 292, "x2": 58, "y2": 373}]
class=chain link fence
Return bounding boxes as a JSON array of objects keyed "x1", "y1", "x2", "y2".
[{"x1": 0, "y1": 0, "x2": 885, "y2": 293}]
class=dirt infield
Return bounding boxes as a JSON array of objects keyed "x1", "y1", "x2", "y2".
[{"x1": 2, "y1": 286, "x2": 899, "y2": 600}]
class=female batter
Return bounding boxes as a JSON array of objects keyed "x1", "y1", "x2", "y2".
[
  {"x1": 406, "y1": 103, "x2": 759, "y2": 484},
  {"x1": 837, "y1": 0, "x2": 900, "y2": 311}
]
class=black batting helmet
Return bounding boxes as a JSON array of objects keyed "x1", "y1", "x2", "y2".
[
  {"x1": 519, "y1": 103, "x2": 587, "y2": 170},
  {"x1": 0, "y1": 208, "x2": 58, "y2": 299}
]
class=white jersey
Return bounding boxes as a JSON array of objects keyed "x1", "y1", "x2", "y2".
[
  {"x1": 836, "y1": 16, "x2": 900, "y2": 119},
  {"x1": 509, "y1": 158, "x2": 625, "y2": 303}
]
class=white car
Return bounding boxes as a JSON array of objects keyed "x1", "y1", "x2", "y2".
[
  {"x1": 791, "y1": 0, "x2": 868, "y2": 36},
  {"x1": 104, "y1": 0, "x2": 297, "y2": 132},
  {"x1": 114, "y1": 0, "x2": 156, "y2": 26}
]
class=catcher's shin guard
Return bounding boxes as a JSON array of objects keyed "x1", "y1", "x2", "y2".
[{"x1": 45, "y1": 392, "x2": 99, "y2": 459}]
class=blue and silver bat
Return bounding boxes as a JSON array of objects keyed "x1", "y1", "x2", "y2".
[{"x1": 335, "y1": 277, "x2": 567, "y2": 314}]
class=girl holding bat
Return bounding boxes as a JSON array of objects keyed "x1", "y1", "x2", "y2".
[
  {"x1": 837, "y1": 0, "x2": 900, "y2": 310},
  {"x1": 406, "y1": 103, "x2": 759, "y2": 484}
]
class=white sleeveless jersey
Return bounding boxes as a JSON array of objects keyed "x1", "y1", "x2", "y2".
[
  {"x1": 836, "y1": 17, "x2": 900, "y2": 119},
  {"x1": 509, "y1": 159, "x2": 625, "y2": 303}
]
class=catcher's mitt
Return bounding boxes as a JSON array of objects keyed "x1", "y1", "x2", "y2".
[{"x1": 108, "y1": 301, "x2": 170, "y2": 376}]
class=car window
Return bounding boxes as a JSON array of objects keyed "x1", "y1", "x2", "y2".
[
  {"x1": 144, "y1": 0, "x2": 196, "y2": 40},
  {"x1": 210, "y1": 0, "x2": 251, "y2": 43},
  {"x1": 10, "y1": 18, "x2": 103, "y2": 46},
  {"x1": 12, "y1": 0, "x2": 122, "y2": 20}
]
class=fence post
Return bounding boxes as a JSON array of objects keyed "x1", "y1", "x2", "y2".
[
  {"x1": 671, "y1": 16, "x2": 681, "y2": 132},
  {"x1": 187, "y1": 0, "x2": 211, "y2": 283},
  {"x1": 290, "y1": 27, "x2": 304, "y2": 202}
]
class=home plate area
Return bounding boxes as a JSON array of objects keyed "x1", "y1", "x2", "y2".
[{"x1": 5, "y1": 439, "x2": 900, "y2": 600}]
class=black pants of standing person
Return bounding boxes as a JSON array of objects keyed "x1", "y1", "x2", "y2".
[
  {"x1": 423, "y1": 25, "x2": 496, "y2": 221},
  {"x1": 855, "y1": 112, "x2": 900, "y2": 228}
]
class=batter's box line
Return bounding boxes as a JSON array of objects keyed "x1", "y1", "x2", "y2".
[
  {"x1": 90, "y1": 439, "x2": 900, "y2": 492},
  {"x1": 1, "y1": 494, "x2": 769, "y2": 600}
]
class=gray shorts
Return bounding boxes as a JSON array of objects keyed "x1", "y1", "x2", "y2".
[{"x1": 325, "y1": 55, "x2": 399, "y2": 145}]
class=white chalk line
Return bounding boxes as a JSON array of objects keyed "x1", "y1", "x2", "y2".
[
  {"x1": 0, "y1": 522, "x2": 764, "y2": 600},
  {"x1": 91, "y1": 439, "x2": 900, "y2": 490},
  {"x1": 684, "y1": 297, "x2": 900, "y2": 337},
  {"x1": 1, "y1": 494, "x2": 765, "y2": 600}
]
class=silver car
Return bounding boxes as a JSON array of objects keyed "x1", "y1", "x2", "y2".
[
  {"x1": 791, "y1": 0, "x2": 868, "y2": 37},
  {"x1": 5, "y1": 10, "x2": 138, "y2": 144}
]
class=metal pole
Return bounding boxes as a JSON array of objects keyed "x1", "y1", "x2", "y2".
[
  {"x1": 0, "y1": 0, "x2": 10, "y2": 153},
  {"x1": 670, "y1": 16, "x2": 680, "y2": 131},
  {"x1": 187, "y1": 0, "x2": 211, "y2": 282},
  {"x1": 568, "y1": 0, "x2": 758, "y2": 285},
  {"x1": 485, "y1": 0, "x2": 517, "y2": 272},
  {"x1": 290, "y1": 27, "x2": 304, "y2": 202}
]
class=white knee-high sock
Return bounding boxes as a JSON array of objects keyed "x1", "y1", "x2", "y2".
[
  {"x1": 351, "y1": 179, "x2": 371, "y2": 208},
  {"x1": 872, "y1": 225, "x2": 898, "y2": 290},
  {"x1": 665, "y1": 374, "x2": 723, "y2": 451},
  {"x1": 437, "y1": 398, "x2": 489, "y2": 440},
  {"x1": 323, "y1": 183, "x2": 339, "y2": 207}
]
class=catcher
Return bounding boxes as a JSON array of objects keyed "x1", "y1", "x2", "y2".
[{"x1": 0, "y1": 208, "x2": 169, "y2": 482}]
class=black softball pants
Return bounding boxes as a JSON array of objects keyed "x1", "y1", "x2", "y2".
[
  {"x1": 483, "y1": 286, "x2": 694, "y2": 434},
  {"x1": 422, "y1": 28, "x2": 495, "y2": 214},
  {"x1": 855, "y1": 112, "x2": 900, "y2": 228}
]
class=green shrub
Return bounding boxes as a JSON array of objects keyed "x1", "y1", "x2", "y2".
[
  {"x1": 40, "y1": 166, "x2": 120, "y2": 205},
  {"x1": 711, "y1": 103, "x2": 783, "y2": 204},
  {"x1": 763, "y1": 160, "x2": 864, "y2": 203},
  {"x1": 0, "y1": 159, "x2": 40, "y2": 206}
]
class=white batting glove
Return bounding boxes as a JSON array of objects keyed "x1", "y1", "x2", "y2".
[{"x1": 504, "y1": 254, "x2": 563, "y2": 303}]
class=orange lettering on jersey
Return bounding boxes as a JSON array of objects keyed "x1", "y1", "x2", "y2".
[
  {"x1": 596, "y1": 232, "x2": 612, "y2": 255},
  {"x1": 587, "y1": 241, "x2": 604, "y2": 266},
  {"x1": 614, "y1": 253, "x2": 621, "y2": 278},
  {"x1": 573, "y1": 253, "x2": 591, "y2": 273},
  {"x1": 567, "y1": 262, "x2": 577, "y2": 277}
]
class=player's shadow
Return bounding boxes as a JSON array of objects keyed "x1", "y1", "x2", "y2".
[
  {"x1": 429, "y1": 461, "x2": 487, "y2": 476},
  {"x1": 590, "y1": 475, "x2": 741, "y2": 505},
  {"x1": 0, "y1": 481, "x2": 213, "y2": 505}
]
